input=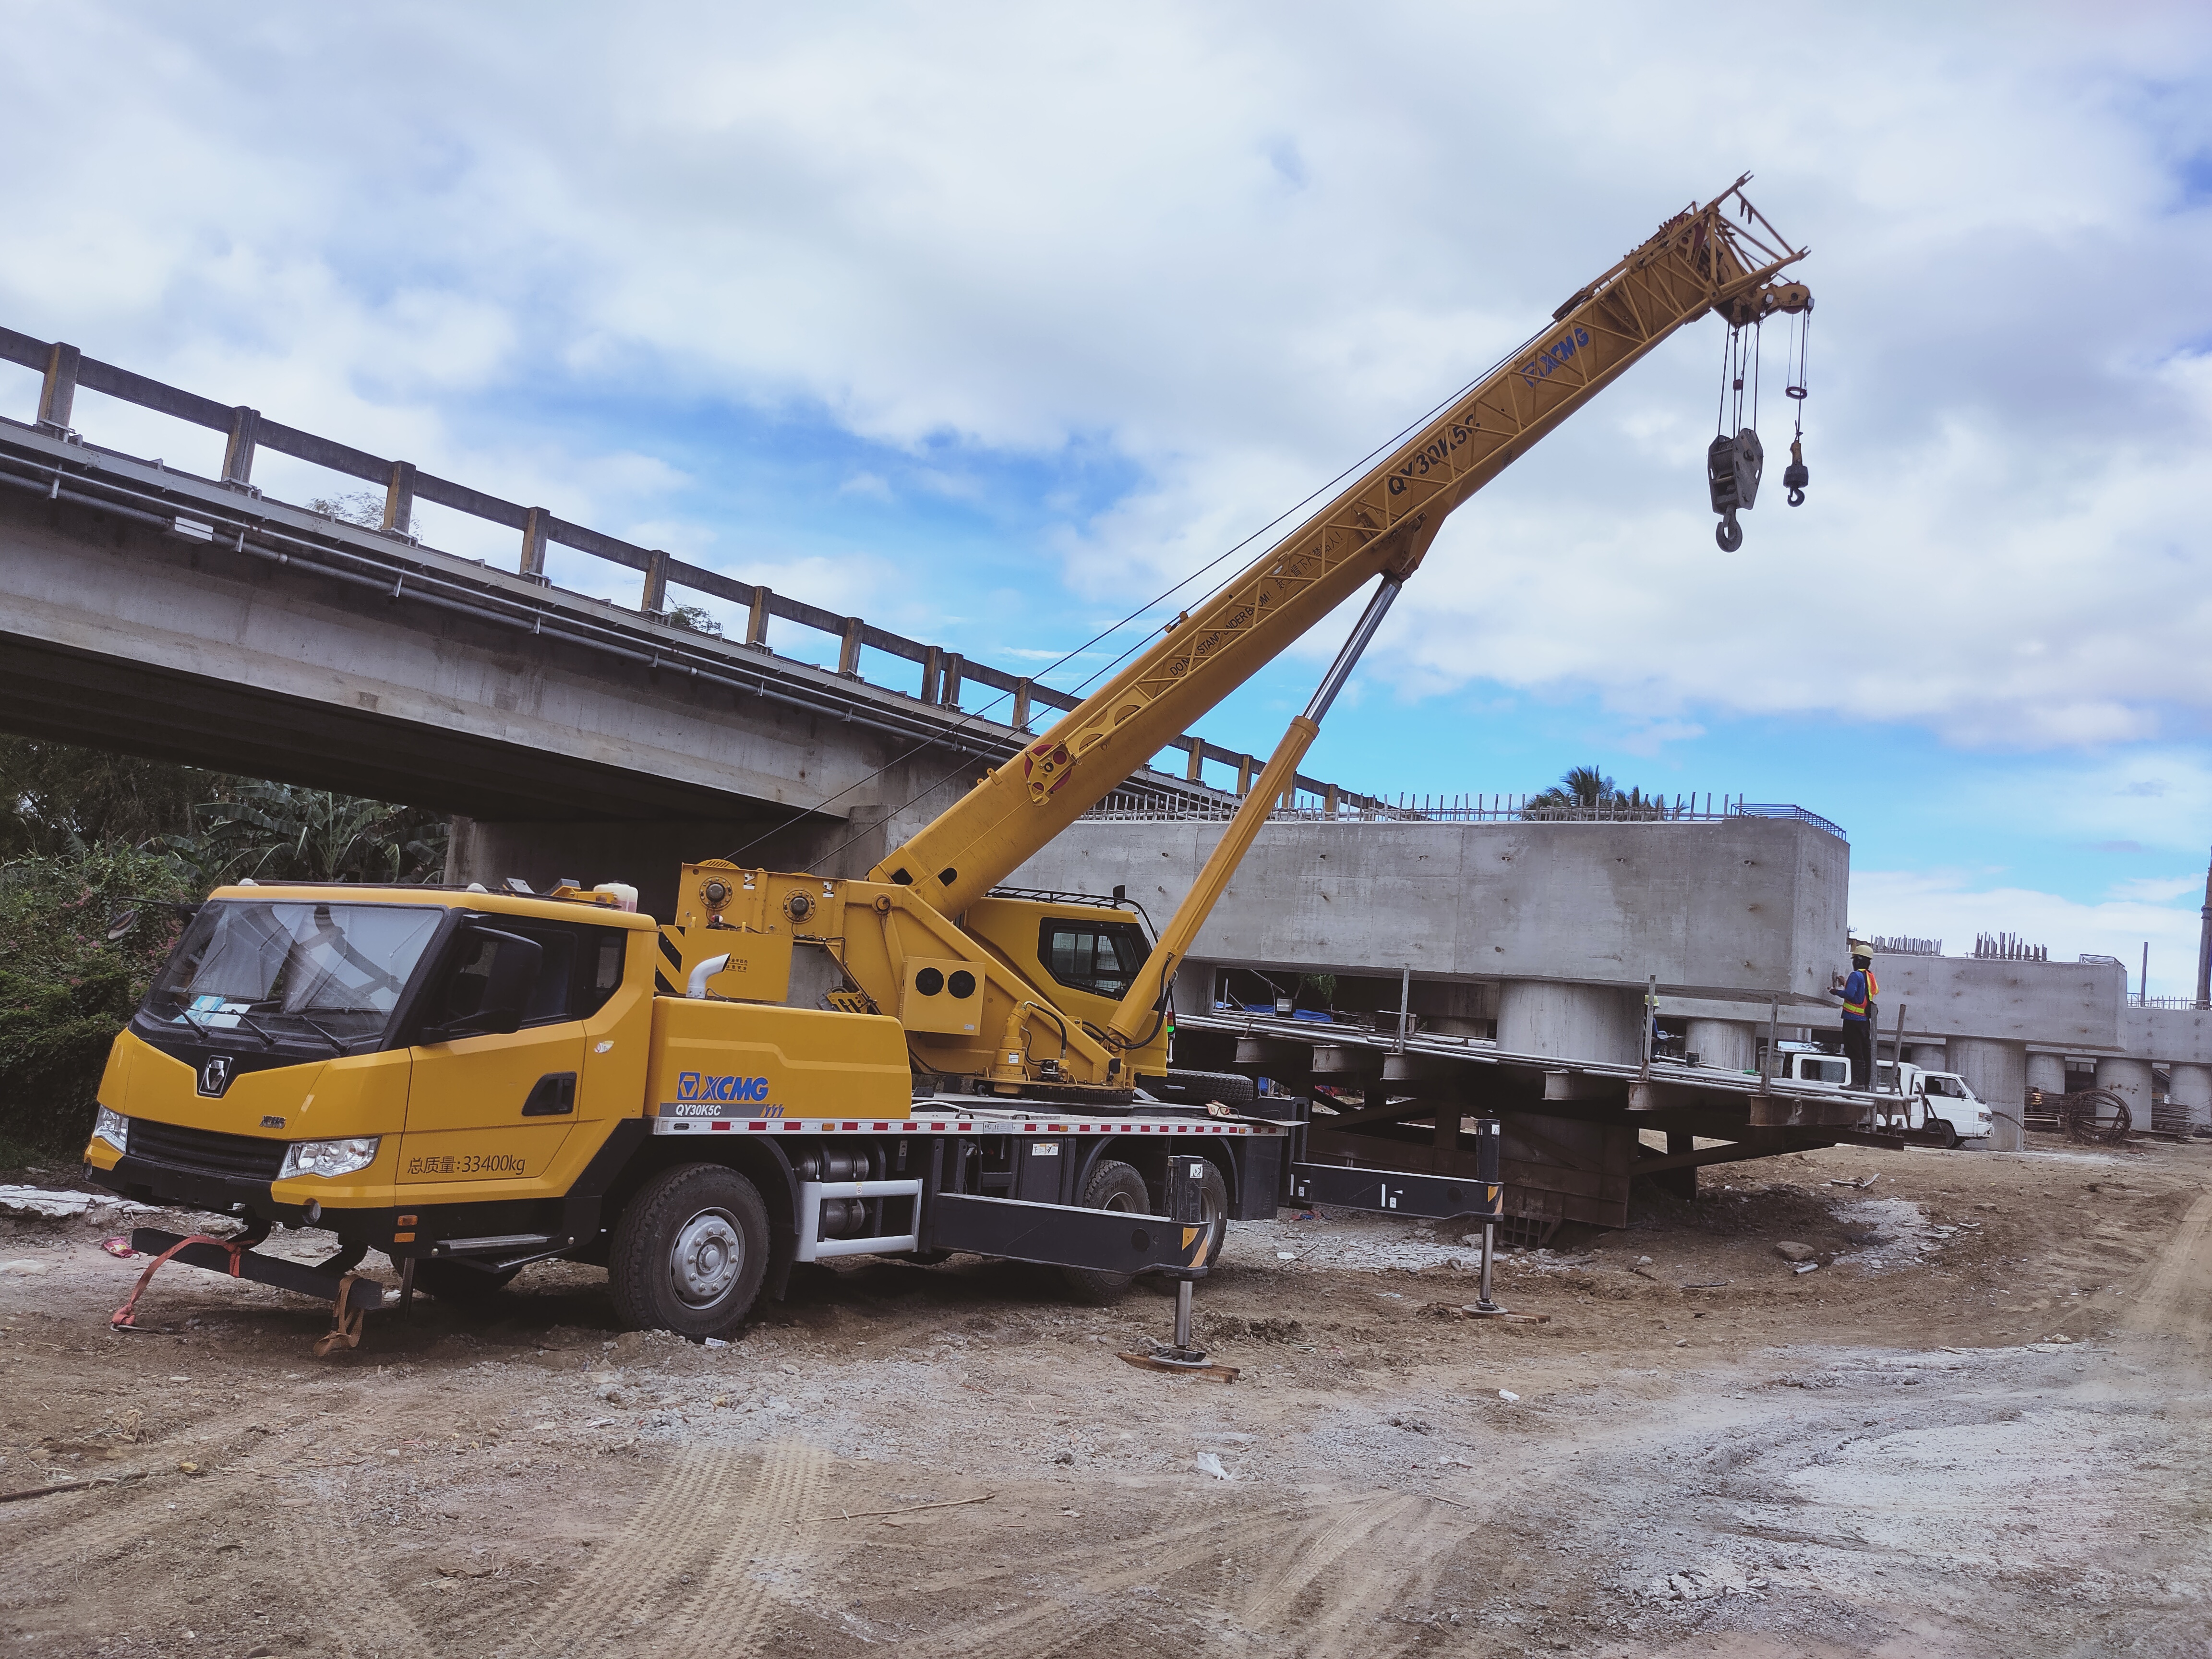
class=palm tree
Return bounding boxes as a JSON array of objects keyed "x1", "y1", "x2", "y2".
[{"x1": 1522, "y1": 765, "x2": 1662, "y2": 819}]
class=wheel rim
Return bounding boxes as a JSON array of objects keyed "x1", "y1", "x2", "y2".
[{"x1": 670, "y1": 1206, "x2": 744, "y2": 1308}]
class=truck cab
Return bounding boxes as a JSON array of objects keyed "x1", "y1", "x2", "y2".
[{"x1": 1873, "y1": 1060, "x2": 1993, "y2": 1146}]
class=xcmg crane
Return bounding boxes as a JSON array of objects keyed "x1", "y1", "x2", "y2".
[{"x1": 85, "y1": 181, "x2": 1811, "y2": 1342}]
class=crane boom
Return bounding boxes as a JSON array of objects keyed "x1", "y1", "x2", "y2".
[{"x1": 872, "y1": 179, "x2": 1809, "y2": 918}]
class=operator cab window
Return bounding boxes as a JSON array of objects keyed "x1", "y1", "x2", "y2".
[
  {"x1": 432, "y1": 919, "x2": 626, "y2": 1030},
  {"x1": 1039, "y1": 918, "x2": 1152, "y2": 998},
  {"x1": 1801, "y1": 1057, "x2": 1848, "y2": 1086}
]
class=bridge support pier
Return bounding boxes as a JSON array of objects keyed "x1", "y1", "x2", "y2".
[{"x1": 1946, "y1": 1036, "x2": 2025, "y2": 1150}]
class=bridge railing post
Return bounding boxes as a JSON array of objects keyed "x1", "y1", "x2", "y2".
[
  {"x1": 382, "y1": 461, "x2": 416, "y2": 537},
  {"x1": 941, "y1": 651, "x2": 963, "y2": 709},
  {"x1": 1012, "y1": 677, "x2": 1033, "y2": 732},
  {"x1": 641, "y1": 548, "x2": 669, "y2": 617},
  {"x1": 838, "y1": 617, "x2": 863, "y2": 678},
  {"x1": 745, "y1": 585, "x2": 772, "y2": 650},
  {"x1": 920, "y1": 645, "x2": 942, "y2": 704},
  {"x1": 36, "y1": 343, "x2": 79, "y2": 434},
  {"x1": 221, "y1": 406, "x2": 260, "y2": 487},
  {"x1": 520, "y1": 506, "x2": 551, "y2": 583}
]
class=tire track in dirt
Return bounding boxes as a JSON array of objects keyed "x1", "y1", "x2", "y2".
[
  {"x1": 888, "y1": 1488, "x2": 1471, "y2": 1659},
  {"x1": 1221, "y1": 1490, "x2": 1459, "y2": 1657},
  {"x1": 2119, "y1": 1190, "x2": 2212, "y2": 1361},
  {"x1": 504, "y1": 1440, "x2": 828, "y2": 1658},
  {"x1": 271, "y1": 1484, "x2": 437, "y2": 1659}
]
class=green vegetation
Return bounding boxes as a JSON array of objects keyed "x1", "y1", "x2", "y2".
[
  {"x1": 1523, "y1": 764, "x2": 1665, "y2": 818},
  {"x1": 0, "y1": 738, "x2": 446, "y2": 1164}
]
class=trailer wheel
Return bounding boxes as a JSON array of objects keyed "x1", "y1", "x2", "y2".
[
  {"x1": 410, "y1": 1258, "x2": 521, "y2": 1305},
  {"x1": 608, "y1": 1163, "x2": 770, "y2": 1338},
  {"x1": 1061, "y1": 1159, "x2": 1150, "y2": 1305}
]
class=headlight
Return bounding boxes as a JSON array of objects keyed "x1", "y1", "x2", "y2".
[
  {"x1": 278, "y1": 1136, "x2": 381, "y2": 1180},
  {"x1": 92, "y1": 1105, "x2": 129, "y2": 1154}
]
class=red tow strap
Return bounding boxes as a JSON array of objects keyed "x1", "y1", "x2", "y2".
[{"x1": 110, "y1": 1234, "x2": 247, "y2": 1330}]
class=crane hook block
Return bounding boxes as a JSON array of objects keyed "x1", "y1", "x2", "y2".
[
  {"x1": 1782, "y1": 434, "x2": 1809, "y2": 507},
  {"x1": 1707, "y1": 428, "x2": 1763, "y2": 547}
]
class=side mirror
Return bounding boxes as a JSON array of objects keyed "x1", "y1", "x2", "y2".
[{"x1": 421, "y1": 927, "x2": 542, "y2": 1043}]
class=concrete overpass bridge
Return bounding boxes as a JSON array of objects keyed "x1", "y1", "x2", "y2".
[{"x1": 0, "y1": 326, "x2": 1382, "y2": 912}]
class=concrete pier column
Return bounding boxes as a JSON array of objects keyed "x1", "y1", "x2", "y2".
[
  {"x1": 1497, "y1": 983, "x2": 1643, "y2": 1067},
  {"x1": 1947, "y1": 1036, "x2": 2026, "y2": 1151},
  {"x1": 2093, "y1": 1057, "x2": 2155, "y2": 1135},
  {"x1": 2026, "y1": 1052, "x2": 2068, "y2": 1100},
  {"x1": 1908, "y1": 1044, "x2": 1948, "y2": 1072},
  {"x1": 2164, "y1": 1062, "x2": 2212, "y2": 1129},
  {"x1": 1683, "y1": 1018, "x2": 1758, "y2": 1075}
]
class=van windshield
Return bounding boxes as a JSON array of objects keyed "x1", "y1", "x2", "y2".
[{"x1": 143, "y1": 901, "x2": 444, "y2": 1049}]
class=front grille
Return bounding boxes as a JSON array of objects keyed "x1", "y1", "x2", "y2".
[{"x1": 129, "y1": 1119, "x2": 286, "y2": 1182}]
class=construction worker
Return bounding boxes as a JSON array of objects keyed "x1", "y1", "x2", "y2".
[{"x1": 1828, "y1": 941, "x2": 1878, "y2": 1087}]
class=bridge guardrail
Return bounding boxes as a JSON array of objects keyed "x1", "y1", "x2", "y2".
[{"x1": 0, "y1": 324, "x2": 1364, "y2": 808}]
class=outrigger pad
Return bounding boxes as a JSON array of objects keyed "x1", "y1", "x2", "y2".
[{"x1": 128, "y1": 1229, "x2": 385, "y2": 1311}]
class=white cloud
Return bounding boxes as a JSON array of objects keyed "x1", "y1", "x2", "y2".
[
  {"x1": 1, "y1": 1, "x2": 2209, "y2": 757},
  {"x1": 1851, "y1": 868, "x2": 2205, "y2": 996}
]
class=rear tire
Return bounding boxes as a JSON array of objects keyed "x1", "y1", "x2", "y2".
[
  {"x1": 1061, "y1": 1159, "x2": 1150, "y2": 1306},
  {"x1": 1187, "y1": 1159, "x2": 1230, "y2": 1269},
  {"x1": 608, "y1": 1163, "x2": 770, "y2": 1338},
  {"x1": 410, "y1": 1259, "x2": 520, "y2": 1305}
]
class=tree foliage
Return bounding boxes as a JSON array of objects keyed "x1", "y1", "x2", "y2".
[
  {"x1": 1523, "y1": 764, "x2": 1665, "y2": 818},
  {"x1": 0, "y1": 738, "x2": 449, "y2": 1162}
]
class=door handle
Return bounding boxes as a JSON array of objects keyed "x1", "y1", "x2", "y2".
[{"x1": 522, "y1": 1073, "x2": 577, "y2": 1117}]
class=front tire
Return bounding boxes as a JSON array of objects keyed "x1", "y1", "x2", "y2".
[
  {"x1": 1928, "y1": 1118, "x2": 1961, "y2": 1149},
  {"x1": 608, "y1": 1163, "x2": 770, "y2": 1338},
  {"x1": 1061, "y1": 1159, "x2": 1150, "y2": 1306}
]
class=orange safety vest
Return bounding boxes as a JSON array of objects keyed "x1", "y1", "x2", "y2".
[{"x1": 1840, "y1": 966, "x2": 1878, "y2": 1020}]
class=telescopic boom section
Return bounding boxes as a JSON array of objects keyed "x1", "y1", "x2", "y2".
[{"x1": 872, "y1": 179, "x2": 1810, "y2": 918}]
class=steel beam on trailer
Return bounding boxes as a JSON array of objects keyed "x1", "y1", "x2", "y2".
[{"x1": 1628, "y1": 1135, "x2": 1839, "y2": 1178}]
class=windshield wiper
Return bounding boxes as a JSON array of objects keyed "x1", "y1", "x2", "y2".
[
  {"x1": 293, "y1": 1013, "x2": 352, "y2": 1055},
  {"x1": 173, "y1": 1005, "x2": 216, "y2": 1041},
  {"x1": 232, "y1": 1011, "x2": 280, "y2": 1050}
]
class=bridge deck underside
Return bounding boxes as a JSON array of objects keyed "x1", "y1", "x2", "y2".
[{"x1": 0, "y1": 632, "x2": 785, "y2": 824}]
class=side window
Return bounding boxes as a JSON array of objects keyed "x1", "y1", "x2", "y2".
[
  {"x1": 1038, "y1": 918, "x2": 1152, "y2": 998},
  {"x1": 437, "y1": 917, "x2": 624, "y2": 1028},
  {"x1": 584, "y1": 929, "x2": 626, "y2": 1017},
  {"x1": 520, "y1": 929, "x2": 577, "y2": 1024}
]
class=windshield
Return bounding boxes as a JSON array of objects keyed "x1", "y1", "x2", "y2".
[{"x1": 144, "y1": 901, "x2": 444, "y2": 1047}]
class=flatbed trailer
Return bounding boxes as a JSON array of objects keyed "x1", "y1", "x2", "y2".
[{"x1": 1172, "y1": 1005, "x2": 1922, "y2": 1238}]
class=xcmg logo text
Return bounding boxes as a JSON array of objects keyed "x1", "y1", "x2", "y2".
[{"x1": 677, "y1": 1073, "x2": 773, "y2": 1103}]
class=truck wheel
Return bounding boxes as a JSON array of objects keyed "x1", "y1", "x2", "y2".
[
  {"x1": 1928, "y1": 1118, "x2": 1961, "y2": 1149},
  {"x1": 410, "y1": 1258, "x2": 521, "y2": 1305},
  {"x1": 608, "y1": 1163, "x2": 770, "y2": 1338},
  {"x1": 1061, "y1": 1159, "x2": 1150, "y2": 1306},
  {"x1": 1182, "y1": 1159, "x2": 1230, "y2": 1268}
]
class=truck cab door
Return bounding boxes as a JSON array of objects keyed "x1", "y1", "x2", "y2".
[{"x1": 399, "y1": 920, "x2": 601, "y2": 1202}]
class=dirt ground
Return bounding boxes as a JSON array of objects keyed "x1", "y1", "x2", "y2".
[{"x1": 2, "y1": 1134, "x2": 2208, "y2": 1659}]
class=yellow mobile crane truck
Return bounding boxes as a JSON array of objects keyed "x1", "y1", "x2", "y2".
[{"x1": 82, "y1": 181, "x2": 1811, "y2": 1342}]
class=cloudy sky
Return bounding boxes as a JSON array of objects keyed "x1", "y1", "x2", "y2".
[{"x1": 5, "y1": 3, "x2": 2211, "y2": 987}]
